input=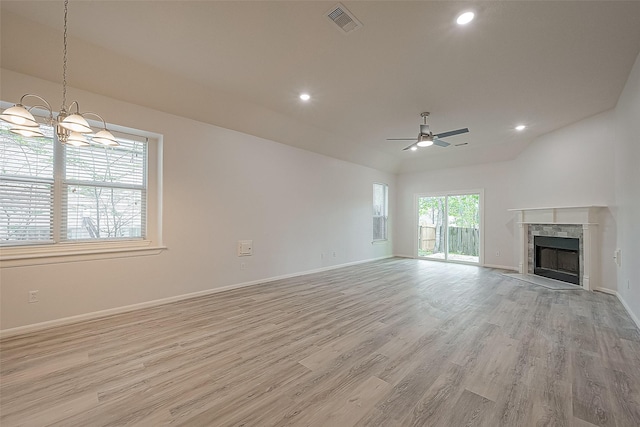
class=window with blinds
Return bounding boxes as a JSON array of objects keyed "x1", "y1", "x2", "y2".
[
  {"x1": 0, "y1": 119, "x2": 148, "y2": 246},
  {"x1": 0, "y1": 122, "x2": 55, "y2": 244},
  {"x1": 373, "y1": 182, "x2": 388, "y2": 241},
  {"x1": 63, "y1": 138, "x2": 146, "y2": 241}
]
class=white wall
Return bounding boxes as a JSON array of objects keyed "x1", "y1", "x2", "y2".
[
  {"x1": 613, "y1": 52, "x2": 640, "y2": 324},
  {"x1": 0, "y1": 70, "x2": 395, "y2": 330},
  {"x1": 395, "y1": 107, "x2": 619, "y2": 291}
]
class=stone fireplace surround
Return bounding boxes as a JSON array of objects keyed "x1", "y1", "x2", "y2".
[{"x1": 510, "y1": 206, "x2": 604, "y2": 291}]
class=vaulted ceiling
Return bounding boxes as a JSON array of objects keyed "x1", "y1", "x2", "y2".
[{"x1": 2, "y1": 1, "x2": 640, "y2": 173}]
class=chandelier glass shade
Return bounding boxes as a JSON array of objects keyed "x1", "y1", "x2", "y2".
[
  {"x1": 6, "y1": 123, "x2": 46, "y2": 138},
  {"x1": 0, "y1": 0, "x2": 118, "y2": 147},
  {"x1": 58, "y1": 113, "x2": 92, "y2": 133},
  {"x1": 66, "y1": 132, "x2": 91, "y2": 147},
  {"x1": 0, "y1": 105, "x2": 40, "y2": 128}
]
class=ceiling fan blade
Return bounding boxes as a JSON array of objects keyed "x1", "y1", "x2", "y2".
[
  {"x1": 433, "y1": 139, "x2": 450, "y2": 147},
  {"x1": 402, "y1": 143, "x2": 417, "y2": 151},
  {"x1": 434, "y1": 128, "x2": 469, "y2": 139},
  {"x1": 387, "y1": 138, "x2": 418, "y2": 141},
  {"x1": 455, "y1": 142, "x2": 468, "y2": 147}
]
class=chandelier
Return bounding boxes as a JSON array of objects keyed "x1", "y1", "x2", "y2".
[{"x1": 0, "y1": 0, "x2": 118, "y2": 147}]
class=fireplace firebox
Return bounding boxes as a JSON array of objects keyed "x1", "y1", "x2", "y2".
[{"x1": 534, "y1": 236, "x2": 580, "y2": 285}]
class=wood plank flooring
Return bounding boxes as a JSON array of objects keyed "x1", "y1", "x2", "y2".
[{"x1": 1, "y1": 258, "x2": 639, "y2": 426}]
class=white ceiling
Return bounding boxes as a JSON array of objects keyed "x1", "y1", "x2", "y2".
[{"x1": 2, "y1": 1, "x2": 640, "y2": 174}]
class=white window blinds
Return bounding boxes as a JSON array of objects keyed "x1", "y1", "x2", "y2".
[
  {"x1": 0, "y1": 118, "x2": 148, "y2": 246},
  {"x1": 63, "y1": 137, "x2": 147, "y2": 241},
  {"x1": 0, "y1": 122, "x2": 55, "y2": 244}
]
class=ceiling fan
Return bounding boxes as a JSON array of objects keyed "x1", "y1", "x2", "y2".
[{"x1": 387, "y1": 112, "x2": 469, "y2": 151}]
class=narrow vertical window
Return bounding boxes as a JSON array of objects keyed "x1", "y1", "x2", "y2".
[{"x1": 373, "y1": 183, "x2": 388, "y2": 241}]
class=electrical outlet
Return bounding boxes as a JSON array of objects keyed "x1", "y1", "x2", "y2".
[
  {"x1": 28, "y1": 290, "x2": 39, "y2": 303},
  {"x1": 332, "y1": 251, "x2": 336, "y2": 258},
  {"x1": 496, "y1": 250, "x2": 500, "y2": 257},
  {"x1": 628, "y1": 279, "x2": 631, "y2": 290},
  {"x1": 240, "y1": 262, "x2": 246, "y2": 270}
]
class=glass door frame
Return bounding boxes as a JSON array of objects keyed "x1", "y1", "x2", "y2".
[{"x1": 414, "y1": 189, "x2": 484, "y2": 266}]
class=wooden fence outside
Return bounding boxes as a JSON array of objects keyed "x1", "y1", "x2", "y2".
[{"x1": 419, "y1": 225, "x2": 479, "y2": 256}]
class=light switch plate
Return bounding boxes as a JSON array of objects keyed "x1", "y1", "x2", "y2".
[
  {"x1": 238, "y1": 240, "x2": 253, "y2": 256},
  {"x1": 614, "y1": 248, "x2": 621, "y2": 267}
]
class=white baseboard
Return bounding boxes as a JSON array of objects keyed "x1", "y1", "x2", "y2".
[
  {"x1": 5, "y1": 255, "x2": 635, "y2": 339},
  {"x1": 616, "y1": 293, "x2": 640, "y2": 330},
  {"x1": 0, "y1": 255, "x2": 393, "y2": 339},
  {"x1": 593, "y1": 287, "x2": 617, "y2": 296}
]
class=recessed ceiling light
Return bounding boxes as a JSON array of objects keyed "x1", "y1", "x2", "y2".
[
  {"x1": 410, "y1": 146, "x2": 418, "y2": 151},
  {"x1": 456, "y1": 11, "x2": 475, "y2": 25},
  {"x1": 299, "y1": 93, "x2": 311, "y2": 101},
  {"x1": 515, "y1": 125, "x2": 526, "y2": 131}
]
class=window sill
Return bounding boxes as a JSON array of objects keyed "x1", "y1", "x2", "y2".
[
  {"x1": 0, "y1": 240, "x2": 167, "y2": 268},
  {"x1": 372, "y1": 239, "x2": 389, "y2": 244}
]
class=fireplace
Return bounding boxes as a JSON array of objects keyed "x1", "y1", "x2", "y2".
[
  {"x1": 510, "y1": 206, "x2": 605, "y2": 291},
  {"x1": 534, "y1": 236, "x2": 580, "y2": 285}
]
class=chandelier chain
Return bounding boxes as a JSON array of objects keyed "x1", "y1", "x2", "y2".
[
  {"x1": 0, "y1": 0, "x2": 118, "y2": 146},
  {"x1": 62, "y1": 0, "x2": 68, "y2": 110}
]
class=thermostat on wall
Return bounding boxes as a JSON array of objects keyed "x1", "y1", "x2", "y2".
[{"x1": 238, "y1": 240, "x2": 253, "y2": 256}]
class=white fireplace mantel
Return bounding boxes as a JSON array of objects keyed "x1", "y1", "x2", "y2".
[{"x1": 509, "y1": 206, "x2": 606, "y2": 291}]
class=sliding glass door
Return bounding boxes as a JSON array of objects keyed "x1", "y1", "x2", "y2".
[
  {"x1": 418, "y1": 196, "x2": 446, "y2": 259},
  {"x1": 417, "y1": 191, "x2": 482, "y2": 264},
  {"x1": 446, "y1": 194, "x2": 480, "y2": 263}
]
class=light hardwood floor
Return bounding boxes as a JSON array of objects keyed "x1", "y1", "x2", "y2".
[{"x1": 1, "y1": 258, "x2": 639, "y2": 426}]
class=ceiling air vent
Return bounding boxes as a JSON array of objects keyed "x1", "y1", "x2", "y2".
[{"x1": 326, "y1": 3, "x2": 362, "y2": 34}]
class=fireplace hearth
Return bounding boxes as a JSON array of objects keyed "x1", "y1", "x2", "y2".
[{"x1": 534, "y1": 236, "x2": 580, "y2": 285}]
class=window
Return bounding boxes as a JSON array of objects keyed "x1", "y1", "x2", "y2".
[
  {"x1": 64, "y1": 136, "x2": 146, "y2": 241},
  {"x1": 1, "y1": 119, "x2": 152, "y2": 249},
  {"x1": 1, "y1": 122, "x2": 55, "y2": 244},
  {"x1": 373, "y1": 183, "x2": 388, "y2": 241}
]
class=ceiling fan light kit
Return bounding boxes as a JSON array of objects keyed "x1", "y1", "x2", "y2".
[
  {"x1": 416, "y1": 134, "x2": 433, "y2": 147},
  {"x1": 0, "y1": 0, "x2": 118, "y2": 147},
  {"x1": 387, "y1": 112, "x2": 469, "y2": 151}
]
